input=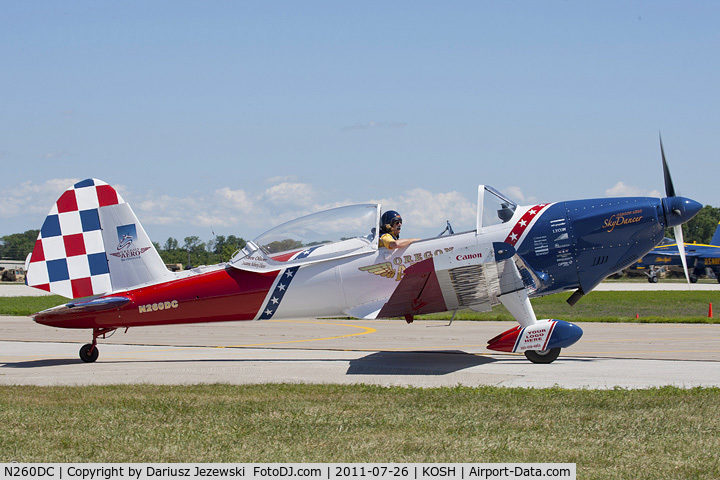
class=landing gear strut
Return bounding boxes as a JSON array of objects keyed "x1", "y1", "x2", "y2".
[
  {"x1": 79, "y1": 328, "x2": 116, "y2": 363},
  {"x1": 645, "y1": 266, "x2": 661, "y2": 283}
]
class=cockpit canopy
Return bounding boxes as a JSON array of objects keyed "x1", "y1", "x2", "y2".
[
  {"x1": 230, "y1": 204, "x2": 380, "y2": 272},
  {"x1": 229, "y1": 186, "x2": 520, "y2": 272}
]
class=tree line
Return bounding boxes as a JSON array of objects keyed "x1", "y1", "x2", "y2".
[
  {"x1": 0, "y1": 230, "x2": 246, "y2": 267},
  {"x1": 2, "y1": 205, "x2": 720, "y2": 263},
  {"x1": 676, "y1": 205, "x2": 720, "y2": 244},
  {"x1": 154, "y1": 235, "x2": 246, "y2": 267}
]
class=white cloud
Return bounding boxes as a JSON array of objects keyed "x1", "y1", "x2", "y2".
[
  {"x1": 401, "y1": 189, "x2": 476, "y2": 229},
  {"x1": 136, "y1": 194, "x2": 177, "y2": 212},
  {"x1": 605, "y1": 182, "x2": 661, "y2": 198},
  {"x1": 265, "y1": 175, "x2": 298, "y2": 184},
  {"x1": 193, "y1": 213, "x2": 237, "y2": 228},
  {"x1": 216, "y1": 187, "x2": 254, "y2": 214},
  {"x1": 263, "y1": 182, "x2": 315, "y2": 207},
  {"x1": 131, "y1": 190, "x2": 247, "y2": 231},
  {"x1": 503, "y1": 186, "x2": 537, "y2": 205},
  {"x1": 126, "y1": 180, "x2": 320, "y2": 235},
  {"x1": 0, "y1": 178, "x2": 79, "y2": 218},
  {"x1": 2, "y1": 178, "x2": 482, "y2": 242},
  {"x1": 140, "y1": 215, "x2": 182, "y2": 226},
  {"x1": 370, "y1": 188, "x2": 476, "y2": 234}
]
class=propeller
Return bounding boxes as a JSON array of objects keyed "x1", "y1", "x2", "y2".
[{"x1": 660, "y1": 135, "x2": 691, "y2": 284}]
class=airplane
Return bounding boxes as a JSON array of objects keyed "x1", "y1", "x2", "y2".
[
  {"x1": 25, "y1": 142, "x2": 702, "y2": 364},
  {"x1": 631, "y1": 222, "x2": 720, "y2": 283}
]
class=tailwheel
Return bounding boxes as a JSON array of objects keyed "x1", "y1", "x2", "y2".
[
  {"x1": 79, "y1": 343, "x2": 99, "y2": 363},
  {"x1": 524, "y1": 347, "x2": 561, "y2": 364}
]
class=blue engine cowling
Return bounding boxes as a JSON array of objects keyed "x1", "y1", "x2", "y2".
[{"x1": 517, "y1": 197, "x2": 666, "y2": 296}]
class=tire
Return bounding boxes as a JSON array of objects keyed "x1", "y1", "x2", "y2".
[
  {"x1": 690, "y1": 275, "x2": 698, "y2": 284},
  {"x1": 649, "y1": 276, "x2": 658, "y2": 283},
  {"x1": 79, "y1": 344, "x2": 99, "y2": 363},
  {"x1": 524, "y1": 347, "x2": 561, "y2": 364}
]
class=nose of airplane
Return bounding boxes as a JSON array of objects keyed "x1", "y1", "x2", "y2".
[{"x1": 662, "y1": 197, "x2": 703, "y2": 228}]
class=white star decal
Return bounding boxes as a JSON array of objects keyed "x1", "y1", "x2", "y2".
[
  {"x1": 529, "y1": 209, "x2": 537, "y2": 215},
  {"x1": 302, "y1": 250, "x2": 311, "y2": 255},
  {"x1": 271, "y1": 297, "x2": 279, "y2": 304},
  {"x1": 265, "y1": 309, "x2": 273, "y2": 315},
  {"x1": 519, "y1": 220, "x2": 527, "y2": 227},
  {"x1": 285, "y1": 270, "x2": 294, "y2": 278},
  {"x1": 510, "y1": 233, "x2": 518, "y2": 241},
  {"x1": 277, "y1": 283, "x2": 286, "y2": 291}
]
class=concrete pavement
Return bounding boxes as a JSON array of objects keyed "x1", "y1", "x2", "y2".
[{"x1": 2, "y1": 316, "x2": 718, "y2": 389}]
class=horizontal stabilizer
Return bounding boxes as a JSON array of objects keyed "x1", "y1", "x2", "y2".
[
  {"x1": 66, "y1": 296, "x2": 131, "y2": 312},
  {"x1": 34, "y1": 296, "x2": 131, "y2": 321}
]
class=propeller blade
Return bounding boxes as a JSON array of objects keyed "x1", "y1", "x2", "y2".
[
  {"x1": 660, "y1": 134, "x2": 676, "y2": 198},
  {"x1": 674, "y1": 225, "x2": 691, "y2": 284}
]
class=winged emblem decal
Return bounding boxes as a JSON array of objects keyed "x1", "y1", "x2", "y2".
[{"x1": 358, "y1": 262, "x2": 395, "y2": 278}]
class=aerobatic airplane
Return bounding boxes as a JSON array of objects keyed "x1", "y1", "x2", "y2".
[
  {"x1": 632, "y1": 222, "x2": 720, "y2": 283},
  {"x1": 25, "y1": 141, "x2": 701, "y2": 364}
]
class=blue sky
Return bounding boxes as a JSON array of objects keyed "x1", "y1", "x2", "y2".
[{"x1": 2, "y1": 2, "x2": 719, "y2": 244}]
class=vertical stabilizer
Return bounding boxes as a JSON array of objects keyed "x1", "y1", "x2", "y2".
[
  {"x1": 711, "y1": 221, "x2": 720, "y2": 247},
  {"x1": 26, "y1": 179, "x2": 172, "y2": 299}
]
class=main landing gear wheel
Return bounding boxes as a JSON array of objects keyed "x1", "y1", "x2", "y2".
[
  {"x1": 524, "y1": 347, "x2": 561, "y2": 364},
  {"x1": 79, "y1": 327, "x2": 115, "y2": 363},
  {"x1": 79, "y1": 343, "x2": 99, "y2": 363}
]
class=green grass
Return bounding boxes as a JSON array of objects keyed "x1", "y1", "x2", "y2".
[
  {"x1": 1, "y1": 384, "x2": 718, "y2": 478},
  {"x1": 3, "y1": 291, "x2": 720, "y2": 323},
  {"x1": 0, "y1": 295, "x2": 66, "y2": 316},
  {"x1": 418, "y1": 291, "x2": 720, "y2": 324}
]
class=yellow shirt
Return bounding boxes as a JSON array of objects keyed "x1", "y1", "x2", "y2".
[{"x1": 379, "y1": 233, "x2": 396, "y2": 249}]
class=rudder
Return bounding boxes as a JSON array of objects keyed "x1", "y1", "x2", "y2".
[{"x1": 26, "y1": 179, "x2": 172, "y2": 298}]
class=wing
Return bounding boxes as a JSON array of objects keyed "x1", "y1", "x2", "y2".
[
  {"x1": 358, "y1": 262, "x2": 396, "y2": 279},
  {"x1": 376, "y1": 242, "x2": 539, "y2": 326}
]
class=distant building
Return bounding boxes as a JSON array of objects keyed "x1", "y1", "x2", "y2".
[{"x1": 0, "y1": 259, "x2": 25, "y2": 270}]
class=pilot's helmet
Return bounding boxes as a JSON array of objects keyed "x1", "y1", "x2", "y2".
[{"x1": 381, "y1": 210, "x2": 402, "y2": 234}]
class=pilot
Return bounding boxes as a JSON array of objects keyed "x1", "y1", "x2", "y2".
[{"x1": 379, "y1": 210, "x2": 420, "y2": 249}]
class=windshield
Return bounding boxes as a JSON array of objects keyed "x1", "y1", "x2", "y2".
[
  {"x1": 480, "y1": 186, "x2": 518, "y2": 229},
  {"x1": 253, "y1": 204, "x2": 379, "y2": 257}
]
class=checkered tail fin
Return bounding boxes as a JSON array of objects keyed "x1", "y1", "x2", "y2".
[{"x1": 25, "y1": 179, "x2": 173, "y2": 299}]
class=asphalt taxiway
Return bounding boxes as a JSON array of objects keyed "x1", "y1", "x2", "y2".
[{"x1": 1, "y1": 314, "x2": 719, "y2": 389}]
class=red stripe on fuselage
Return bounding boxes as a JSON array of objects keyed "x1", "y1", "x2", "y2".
[
  {"x1": 34, "y1": 266, "x2": 281, "y2": 329},
  {"x1": 504, "y1": 204, "x2": 550, "y2": 247}
]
